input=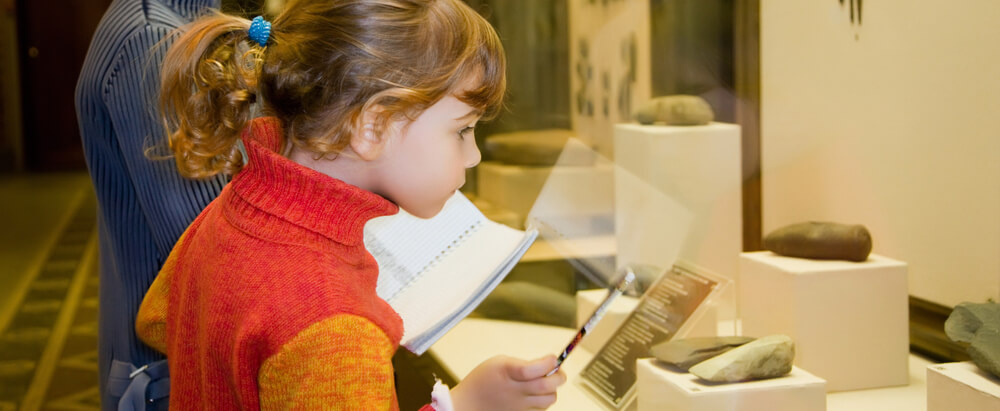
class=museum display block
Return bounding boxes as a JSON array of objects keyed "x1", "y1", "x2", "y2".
[
  {"x1": 635, "y1": 358, "x2": 827, "y2": 411},
  {"x1": 927, "y1": 361, "x2": 1000, "y2": 411},
  {"x1": 614, "y1": 122, "x2": 742, "y2": 321},
  {"x1": 739, "y1": 251, "x2": 909, "y2": 392},
  {"x1": 477, "y1": 161, "x2": 615, "y2": 229}
]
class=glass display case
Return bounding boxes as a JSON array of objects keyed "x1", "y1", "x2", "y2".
[
  {"x1": 2, "y1": 0, "x2": 996, "y2": 409},
  {"x1": 453, "y1": 1, "x2": 1000, "y2": 410}
]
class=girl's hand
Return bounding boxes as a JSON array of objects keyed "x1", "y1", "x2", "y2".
[{"x1": 449, "y1": 355, "x2": 567, "y2": 410}]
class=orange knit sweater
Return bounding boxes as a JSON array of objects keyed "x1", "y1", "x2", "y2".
[{"x1": 137, "y1": 118, "x2": 434, "y2": 410}]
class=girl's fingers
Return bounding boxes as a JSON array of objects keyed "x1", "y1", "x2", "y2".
[
  {"x1": 521, "y1": 370, "x2": 567, "y2": 395},
  {"x1": 508, "y1": 355, "x2": 558, "y2": 381},
  {"x1": 523, "y1": 393, "x2": 558, "y2": 409}
]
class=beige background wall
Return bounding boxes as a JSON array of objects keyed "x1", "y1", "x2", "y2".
[{"x1": 760, "y1": 0, "x2": 1000, "y2": 307}]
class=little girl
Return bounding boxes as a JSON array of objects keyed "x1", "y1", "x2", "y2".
[{"x1": 135, "y1": 0, "x2": 566, "y2": 409}]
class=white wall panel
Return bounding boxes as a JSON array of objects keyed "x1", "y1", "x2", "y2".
[{"x1": 761, "y1": 0, "x2": 1000, "y2": 306}]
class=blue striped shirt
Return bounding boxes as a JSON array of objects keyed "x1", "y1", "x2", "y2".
[{"x1": 75, "y1": 1, "x2": 223, "y2": 408}]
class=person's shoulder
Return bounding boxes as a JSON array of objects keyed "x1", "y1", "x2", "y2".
[
  {"x1": 144, "y1": 0, "x2": 200, "y2": 31},
  {"x1": 91, "y1": 0, "x2": 149, "y2": 39},
  {"x1": 100, "y1": 0, "x2": 200, "y2": 47},
  {"x1": 79, "y1": 1, "x2": 146, "y2": 72},
  {"x1": 81, "y1": 2, "x2": 167, "y2": 78}
]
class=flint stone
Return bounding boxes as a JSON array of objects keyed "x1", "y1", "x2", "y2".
[
  {"x1": 763, "y1": 221, "x2": 872, "y2": 262},
  {"x1": 969, "y1": 326, "x2": 1000, "y2": 379},
  {"x1": 945, "y1": 302, "x2": 1000, "y2": 343},
  {"x1": 945, "y1": 302, "x2": 1000, "y2": 378},
  {"x1": 650, "y1": 336, "x2": 756, "y2": 371},
  {"x1": 635, "y1": 95, "x2": 714, "y2": 126},
  {"x1": 689, "y1": 334, "x2": 795, "y2": 382}
]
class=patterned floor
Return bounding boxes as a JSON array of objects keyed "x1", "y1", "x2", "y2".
[
  {"x1": 0, "y1": 183, "x2": 451, "y2": 411},
  {"x1": 0, "y1": 190, "x2": 101, "y2": 411},
  {"x1": 0, "y1": 175, "x2": 474, "y2": 410}
]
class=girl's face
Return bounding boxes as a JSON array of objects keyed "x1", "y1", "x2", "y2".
[{"x1": 372, "y1": 93, "x2": 482, "y2": 219}]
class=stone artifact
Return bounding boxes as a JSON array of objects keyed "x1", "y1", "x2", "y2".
[
  {"x1": 945, "y1": 302, "x2": 1000, "y2": 378},
  {"x1": 689, "y1": 334, "x2": 795, "y2": 382},
  {"x1": 763, "y1": 221, "x2": 872, "y2": 262},
  {"x1": 483, "y1": 129, "x2": 594, "y2": 167},
  {"x1": 650, "y1": 336, "x2": 756, "y2": 371},
  {"x1": 634, "y1": 95, "x2": 714, "y2": 126}
]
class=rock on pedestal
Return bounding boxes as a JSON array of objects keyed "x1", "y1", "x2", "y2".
[
  {"x1": 688, "y1": 334, "x2": 795, "y2": 382},
  {"x1": 651, "y1": 336, "x2": 755, "y2": 371},
  {"x1": 927, "y1": 362, "x2": 1000, "y2": 411},
  {"x1": 945, "y1": 302, "x2": 1000, "y2": 378},
  {"x1": 739, "y1": 251, "x2": 909, "y2": 392},
  {"x1": 636, "y1": 358, "x2": 827, "y2": 411}
]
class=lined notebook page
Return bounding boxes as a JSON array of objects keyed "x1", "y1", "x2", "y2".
[
  {"x1": 365, "y1": 192, "x2": 484, "y2": 301},
  {"x1": 364, "y1": 191, "x2": 536, "y2": 353},
  {"x1": 389, "y1": 220, "x2": 529, "y2": 348}
]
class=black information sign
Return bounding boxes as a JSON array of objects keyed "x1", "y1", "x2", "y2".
[{"x1": 578, "y1": 264, "x2": 719, "y2": 409}]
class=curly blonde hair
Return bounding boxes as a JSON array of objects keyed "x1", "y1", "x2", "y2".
[{"x1": 160, "y1": 0, "x2": 506, "y2": 178}]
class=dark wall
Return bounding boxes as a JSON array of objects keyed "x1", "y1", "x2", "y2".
[
  {"x1": 0, "y1": 0, "x2": 18, "y2": 172},
  {"x1": 465, "y1": 0, "x2": 571, "y2": 139},
  {"x1": 12, "y1": 0, "x2": 269, "y2": 172},
  {"x1": 465, "y1": 0, "x2": 735, "y2": 134},
  {"x1": 650, "y1": 0, "x2": 735, "y2": 122},
  {"x1": 17, "y1": 0, "x2": 112, "y2": 171}
]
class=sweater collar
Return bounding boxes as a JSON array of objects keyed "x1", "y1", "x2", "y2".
[{"x1": 227, "y1": 117, "x2": 399, "y2": 245}]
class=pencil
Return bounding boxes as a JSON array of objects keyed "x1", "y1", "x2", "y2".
[{"x1": 546, "y1": 269, "x2": 636, "y2": 376}]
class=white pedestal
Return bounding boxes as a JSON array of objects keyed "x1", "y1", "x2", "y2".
[
  {"x1": 477, "y1": 161, "x2": 614, "y2": 226},
  {"x1": 739, "y1": 251, "x2": 909, "y2": 392},
  {"x1": 615, "y1": 123, "x2": 743, "y2": 332},
  {"x1": 614, "y1": 123, "x2": 742, "y2": 322},
  {"x1": 613, "y1": 123, "x2": 742, "y2": 278},
  {"x1": 927, "y1": 362, "x2": 1000, "y2": 411},
  {"x1": 636, "y1": 358, "x2": 827, "y2": 411}
]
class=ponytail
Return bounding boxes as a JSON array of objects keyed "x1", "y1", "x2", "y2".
[
  {"x1": 160, "y1": 0, "x2": 507, "y2": 178},
  {"x1": 160, "y1": 13, "x2": 263, "y2": 178}
]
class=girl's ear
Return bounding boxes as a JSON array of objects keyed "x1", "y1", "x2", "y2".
[
  {"x1": 350, "y1": 107, "x2": 387, "y2": 161},
  {"x1": 350, "y1": 123, "x2": 384, "y2": 161}
]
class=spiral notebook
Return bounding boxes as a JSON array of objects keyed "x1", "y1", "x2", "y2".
[{"x1": 364, "y1": 191, "x2": 538, "y2": 355}]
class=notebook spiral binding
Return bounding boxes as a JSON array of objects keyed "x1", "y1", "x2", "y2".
[{"x1": 386, "y1": 220, "x2": 485, "y2": 297}]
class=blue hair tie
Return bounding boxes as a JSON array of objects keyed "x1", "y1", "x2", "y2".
[{"x1": 248, "y1": 16, "x2": 272, "y2": 47}]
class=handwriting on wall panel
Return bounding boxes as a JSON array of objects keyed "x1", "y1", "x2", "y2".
[
  {"x1": 840, "y1": 0, "x2": 863, "y2": 26},
  {"x1": 569, "y1": 0, "x2": 650, "y2": 157}
]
